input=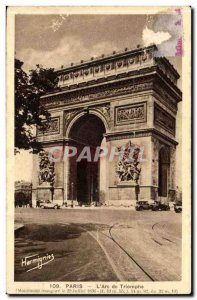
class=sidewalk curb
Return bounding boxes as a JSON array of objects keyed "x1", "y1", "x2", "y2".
[{"x1": 60, "y1": 206, "x2": 136, "y2": 210}]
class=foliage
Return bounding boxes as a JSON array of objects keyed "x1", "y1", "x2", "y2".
[{"x1": 15, "y1": 59, "x2": 59, "y2": 154}]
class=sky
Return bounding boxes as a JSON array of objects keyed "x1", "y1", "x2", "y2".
[
  {"x1": 15, "y1": 14, "x2": 182, "y2": 76},
  {"x1": 15, "y1": 13, "x2": 182, "y2": 187},
  {"x1": 15, "y1": 15, "x2": 148, "y2": 72}
]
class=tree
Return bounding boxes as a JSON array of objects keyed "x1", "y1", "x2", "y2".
[{"x1": 15, "y1": 58, "x2": 59, "y2": 154}]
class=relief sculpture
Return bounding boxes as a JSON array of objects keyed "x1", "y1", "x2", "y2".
[
  {"x1": 117, "y1": 106, "x2": 144, "y2": 122},
  {"x1": 116, "y1": 141, "x2": 141, "y2": 184},
  {"x1": 39, "y1": 151, "x2": 55, "y2": 185},
  {"x1": 115, "y1": 102, "x2": 146, "y2": 125},
  {"x1": 37, "y1": 118, "x2": 59, "y2": 135}
]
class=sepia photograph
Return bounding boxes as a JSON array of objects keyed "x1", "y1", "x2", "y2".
[{"x1": 6, "y1": 6, "x2": 191, "y2": 295}]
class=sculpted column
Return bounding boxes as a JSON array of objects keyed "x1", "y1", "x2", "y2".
[{"x1": 63, "y1": 142, "x2": 70, "y2": 205}]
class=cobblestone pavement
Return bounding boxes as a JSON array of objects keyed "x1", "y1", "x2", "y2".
[{"x1": 15, "y1": 208, "x2": 181, "y2": 281}]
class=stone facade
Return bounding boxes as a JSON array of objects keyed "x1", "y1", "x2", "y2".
[{"x1": 32, "y1": 45, "x2": 182, "y2": 207}]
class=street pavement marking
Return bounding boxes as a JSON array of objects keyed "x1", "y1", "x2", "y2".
[
  {"x1": 78, "y1": 225, "x2": 124, "y2": 281},
  {"x1": 56, "y1": 261, "x2": 94, "y2": 281}
]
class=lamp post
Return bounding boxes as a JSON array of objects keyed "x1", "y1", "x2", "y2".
[
  {"x1": 71, "y1": 182, "x2": 74, "y2": 208},
  {"x1": 135, "y1": 184, "x2": 140, "y2": 201},
  {"x1": 62, "y1": 188, "x2": 65, "y2": 206},
  {"x1": 50, "y1": 186, "x2": 54, "y2": 201},
  {"x1": 95, "y1": 188, "x2": 98, "y2": 207}
]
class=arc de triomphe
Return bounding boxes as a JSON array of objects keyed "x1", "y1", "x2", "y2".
[{"x1": 32, "y1": 44, "x2": 182, "y2": 207}]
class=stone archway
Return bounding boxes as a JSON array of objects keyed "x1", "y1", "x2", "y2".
[
  {"x1": 68, "y1": 113, "x2": 106, "y2": 205},
  {"x1": 33, "y1": 45, "x2": 181, "y2": 207},
  {"x1": 158, "y1": 146, "x2": 170, "y2": 198}
]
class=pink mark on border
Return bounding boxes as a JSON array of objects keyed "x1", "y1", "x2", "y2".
[
  {"x1": 175, "y1": 19, "x2": 182, "y2": 26},
  {"x1": 174, "y1": 8, "x2": 183, "y2": 56},
  {"x1": 175, "y1": 37, "x2": 183, "y2": 56},
  {"x1": 175, "y1": 8, "x2": 181, "y2": 15}
]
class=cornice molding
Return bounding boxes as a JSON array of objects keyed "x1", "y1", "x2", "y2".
[
  {"x1": 55, "y1": 45, "x2": 180, "y2": 86},
  {"x1": 39, "y1": 127, "x2": 177, "y2": 147},
  {"x1": 56, "y1": 45, "x2": 158, "y2": 73},
  {"x1": 41, "y1": 68, "x2": 181, "y2": 112},
  {"x1": 105, "y1": 128, "x2": 178, "y2": 146},
  {"x1": 41, "y1": 73, "x2": 156, "y2": 109},
  {"x1": 42, "y1": 67, "x2": 157, "y2": 99}
]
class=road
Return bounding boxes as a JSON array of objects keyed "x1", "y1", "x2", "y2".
[{"x1": 15, "y1": 208, "x2": 182, "y2": 282}]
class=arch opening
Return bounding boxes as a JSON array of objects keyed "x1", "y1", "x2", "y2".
[
  {"x1": 68, "y1": 113, "x2": 106, "y2": 205},
  {"x1": 158, "y1": 147, "x2": 170, "y2": 198}
]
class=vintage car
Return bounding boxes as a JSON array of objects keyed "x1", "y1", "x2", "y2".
[
  {"x1": 152, "y1": 201, "x2": 170, "y2": 211},
  {"x1": 174, "y1": 201, "x2": 182, "y2": 213},
  {"x1": 135, "y1": 200, "x2": 151, "y2": 211},
  {"x1": 40, "y1": 200, "x2": 60, "y2": 209}
]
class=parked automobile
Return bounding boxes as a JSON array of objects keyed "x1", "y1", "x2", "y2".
[
  {"x1": 152, "y1": 201, "x2": 170, "y2": 211},
  {"x1": 135, "y1": 200, "x2": 151, "y2": 211},
  {"x1": 40, "y1": 200, "x2": 60, "y2": 209},
  {"x1": 174, "y1": 201, "x2": 182, "y2": 213}
]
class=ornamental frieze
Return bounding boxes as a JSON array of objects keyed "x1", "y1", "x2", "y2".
[
  {"x1": 154, "y1": 104, "x2": 176, "y2": 136},
  {"x1": 41, "y1": 78, "x2": 154, "y2": 109},
  {"x1": 153, "y1": 91, "x2": 177, "y2": 114},
  {"x1": 115, "y1": 102, "x2": 147, "y2": 126},
  {"x1": 155, "y1": 58, "x2": 177, "y2": 85},
  {"x1": 37, "y1": 117, "x2": 60, "y2": 136},
  {"x1": 58, "y1": 50, "x2": 154, "y2": 86}
]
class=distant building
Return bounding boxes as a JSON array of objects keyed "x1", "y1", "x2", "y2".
[{"x1": 15, "y1": 181, "x2": 32, "y2": 207}]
